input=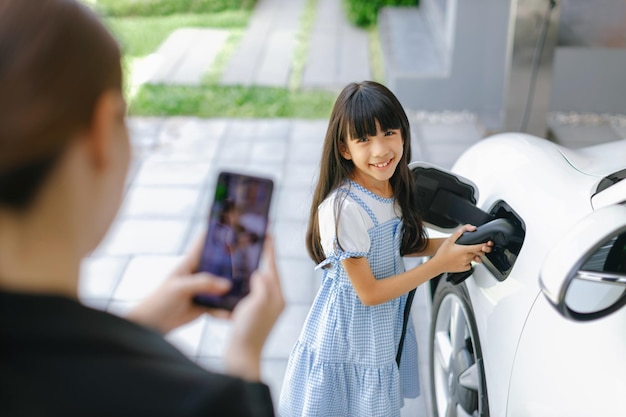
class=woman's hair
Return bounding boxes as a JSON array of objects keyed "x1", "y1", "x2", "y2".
[
  {"x1": 0, "y1": 0, "x2": 122, "y2": 210},
  {"x1": 306, "y1": 81, "x2": 427, "y2": 264}
]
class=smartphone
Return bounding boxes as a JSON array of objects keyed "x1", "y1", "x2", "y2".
[{"x1": 193, "y1": 171, "x2": 274, "y2": 310}]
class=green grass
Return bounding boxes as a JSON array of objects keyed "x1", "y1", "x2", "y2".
[
  {"x1": 368, "y1": 26, "x2": 385, "y2": 83},
  {"x1": 105, "y1": 11, "x2": 250, "y2": 57},
  {"x1": 94, "y1": 0, "x2": 255, "y2": 17},
  {"x1": 289, "y1": 0, "x2": 318, "y2": 91},
  {"x1": 203, "y1": 30, "x2": 245, "y2": 84},
  {"x1": 130, "y1": 85, "x2": 335, "y2": 118}
]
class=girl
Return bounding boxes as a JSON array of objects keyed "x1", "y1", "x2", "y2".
[
  {"x1": 278, "y1": 81, "x2": 491, "y2": 416},
  {"x1": 0, "y1": 0, "x2": 283, "y2": 415}
]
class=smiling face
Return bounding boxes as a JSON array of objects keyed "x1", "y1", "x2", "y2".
[{"x1": 340, "y1": 119, "x2": 404, "y2": 196}]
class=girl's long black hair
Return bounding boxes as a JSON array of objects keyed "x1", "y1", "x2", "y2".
[{"x1": 306, "y1": 81, "x2": 427, "y2": 264}]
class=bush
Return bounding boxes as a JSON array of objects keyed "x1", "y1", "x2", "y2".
[
  {"x1": 96, "y1": 0, "x2": 256, "y2": 17},
  {"x1": 343, "y1": 0, "x2": 417, "y2": 28}
]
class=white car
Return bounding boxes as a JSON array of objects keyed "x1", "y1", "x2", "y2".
[{"x1": 409, "y1": 133, "x2": 626, "y2": 417}]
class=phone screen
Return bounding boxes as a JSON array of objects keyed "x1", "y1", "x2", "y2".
[{"x1": 194, "y1": 172, "x2": 274, "y2": 310}]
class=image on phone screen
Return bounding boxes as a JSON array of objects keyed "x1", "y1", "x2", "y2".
[{"x1": 194, "y1": 172, "x2": 273, "y2": 310}]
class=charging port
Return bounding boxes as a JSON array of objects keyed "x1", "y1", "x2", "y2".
[{"x1": 483, "y1": 201, "x2": 526, "y2": 281}]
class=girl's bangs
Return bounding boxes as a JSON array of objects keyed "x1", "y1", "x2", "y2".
[{"x1": 344, "y1": 91, "x2": 402, "y2": 140}]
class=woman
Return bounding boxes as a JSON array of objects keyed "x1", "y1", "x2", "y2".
[{"x1": 0, "y1": 0, "x2": 284, "y2": 415}]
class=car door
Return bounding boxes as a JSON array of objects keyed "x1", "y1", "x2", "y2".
[{"x1": 507, "y1": 203, "x2": 626, "y2": 417}]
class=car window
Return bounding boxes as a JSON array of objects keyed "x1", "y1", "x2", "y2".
[
  {"x1": 596, "y1": 168, "x2": 626, "y2": 193},
  {"x1": 582, "y1": 231, "x2": 626, "y2": 274}
]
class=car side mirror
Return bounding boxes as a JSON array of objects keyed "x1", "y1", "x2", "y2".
[
  {"x1": 409, "y1": 162, "x2": 489, "y2": 232},
  {"x1": 540, "y1": 204, "x2": 626, "y2": 321}
]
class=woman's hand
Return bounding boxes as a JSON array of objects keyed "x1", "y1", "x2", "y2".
[
  {"x1": 125, "y1": 237, "x2": 233, "y2": 334},
  {"x1": 126, "y1": 235, "x2": 285, "y2": 382},
  {"x1": 225, "y1": 236, "x2": 285, "y2": 381},
  {"x1": 430, "y1": 225, "x2": 493, "y2": 273}
]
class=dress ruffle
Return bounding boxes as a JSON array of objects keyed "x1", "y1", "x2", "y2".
[{"x1": 279, "y1": 341, "x2": 403, "y2": 417}]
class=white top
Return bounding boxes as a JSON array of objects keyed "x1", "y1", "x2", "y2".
[{"x1": 318, "y1": 181, "x2": 401, "y2": 256}]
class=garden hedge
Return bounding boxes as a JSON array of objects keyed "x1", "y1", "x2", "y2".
[{"x1": 343, "y1": 0, "x2": 418, "y2": 28}]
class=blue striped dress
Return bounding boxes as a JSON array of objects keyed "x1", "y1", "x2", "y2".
[{"x1": 278, "y1": 181, "x2": 419, "y2": 417}]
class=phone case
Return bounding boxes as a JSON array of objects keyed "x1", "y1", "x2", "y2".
[{"x1": 193, "y1": 171, "x2": 274, "y2": 310}]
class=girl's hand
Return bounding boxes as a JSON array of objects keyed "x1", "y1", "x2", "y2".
[{"x1": 431, "y1": 225, "x2": 493, "y2": 273}]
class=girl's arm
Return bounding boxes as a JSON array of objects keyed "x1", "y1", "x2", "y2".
[
  {"x1": 404, "y1": 237, "x2": 446, "y2": 257},
  {"x1": 342, "y1": 225, "x2": 491, "y2": 306}
]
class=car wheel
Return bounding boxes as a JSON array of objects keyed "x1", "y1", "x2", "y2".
[{"x1": 429, "y1": 279, "x2": 489, "y2": 417}]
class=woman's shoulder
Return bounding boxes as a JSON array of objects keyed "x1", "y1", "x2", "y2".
[{"x1": 0, "y1": 291, "x2": 274, "y2": 416}]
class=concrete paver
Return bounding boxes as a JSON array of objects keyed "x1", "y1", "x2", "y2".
[
  {"x1": 148, "y1": 0, "x2": 372, "y2": 90},
  {"x1": 549, "y1": 122, "x2": 623, "y2": 148},
  {"x1": 146, "y1": 28, "x2": 229, "y2": 86},
  {"x1": 220, "y1": 0, "x2": 306, "y2": 87},
  {"x1": 378, "y1": 7, "x2": 443, "y2": 77},
  {"x1": 302, "y1": 0, "x2": 370, "y2": 89}
]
